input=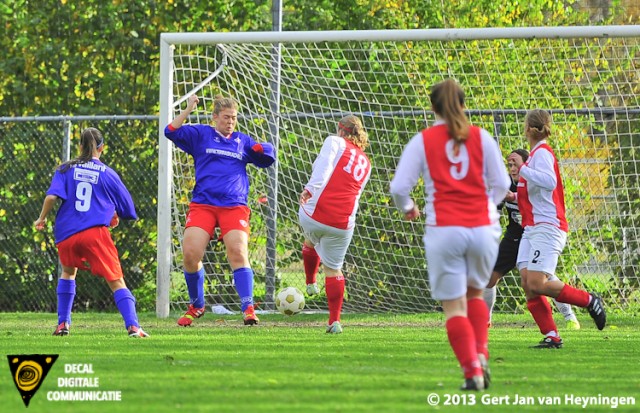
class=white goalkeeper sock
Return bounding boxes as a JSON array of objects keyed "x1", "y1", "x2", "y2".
[
  {"x1": 483, "y1": 286, "x2": 497, "y2": 322},
  {"x1": 549, "y1": 275, "x2": 578, "y2": 321}
]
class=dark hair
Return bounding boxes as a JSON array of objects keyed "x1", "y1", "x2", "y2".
[
  {"x1": 430, "y1": 79, "x2": 469, "y2": 150},
  {"x1": 510, "y1": 148, "x2": 529, "y2": 163},
  {"x1": 58, "y1": 127, "x2": 103, "y2": 172}
]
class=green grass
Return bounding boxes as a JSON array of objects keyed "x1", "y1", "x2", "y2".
[{"x1": 0, "y1": 313, "x2": 638, "y2": 412}]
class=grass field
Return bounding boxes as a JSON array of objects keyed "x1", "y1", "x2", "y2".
[{"x1": 1, "y1": 312, "x2": 638, "y2": 413}]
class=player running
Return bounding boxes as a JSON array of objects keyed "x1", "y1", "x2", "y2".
[
  {"x1": 390, "y1": 79, "x2": 510, "y2": 391},
  {"x1": 483, "y1": 149, "x2": 580, "y2": 329},
  {"x1": 299, "y1": 115, "x2": 372, "y2": 334},
  {"x1": 514, "y1": 109, "x2": 606, "y2": 349},
  {"x1": 34, "y1": 127, "x2": 148, "y2": 338},
  {"x1": 165, "y1": 95, "x2": 276, "y2": 326}
]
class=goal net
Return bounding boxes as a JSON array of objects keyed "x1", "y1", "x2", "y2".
[{"x1": 158, "y1": 27, "x2": 640, "y2": 317}]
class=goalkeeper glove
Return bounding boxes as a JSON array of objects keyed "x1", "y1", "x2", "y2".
[{"x1": 251, "y1": 143, "x2": 264, "y2": 154}]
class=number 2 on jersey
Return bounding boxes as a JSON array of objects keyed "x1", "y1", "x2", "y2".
[
  {"x1": 343, "y1": 149, "x2": 369, "y2": 181},
  {"x1": 75, "y1": 182, "x2": 93, "y2": 212}
]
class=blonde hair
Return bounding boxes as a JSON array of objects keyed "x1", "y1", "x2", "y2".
[
  {"x1": 430, "y1": 79, "x2": 469, "y2": 150},
  {"x1": 213, "y1": 95, "x2": 238, "y2": 115},
  {"x1": 338, "y1": 115, "x2": 369, "y2": 150},
  {"x1": 525, "y1": 109, "x2": 552, "y2": 141}
]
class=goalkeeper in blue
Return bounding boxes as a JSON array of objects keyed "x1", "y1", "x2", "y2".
[
  {"x1": 165, "y1": 94, "x2": 276, "y2": 326},
  {"x1": 34, "y1": 127, "x2": 148, "y2": 338}
]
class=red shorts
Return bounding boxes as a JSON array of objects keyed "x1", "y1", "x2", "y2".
[
  {"x1": 56, "y1": 226, "x2": 124, "y2": 282},
  {"x1": 185, "y1": 202, "x2": 251, "y2": 239}
]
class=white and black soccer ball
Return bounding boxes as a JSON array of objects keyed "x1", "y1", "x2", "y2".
[{"x1": 276, "y1": 287, "x2": 305, "y2": 316}]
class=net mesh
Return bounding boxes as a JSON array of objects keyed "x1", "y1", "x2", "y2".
[{"x1": 165, "y1": 32, "x2": 640, "y2": 314}]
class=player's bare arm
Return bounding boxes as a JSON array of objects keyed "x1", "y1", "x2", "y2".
[
  {"x1": 34, "y1": 194, "x2": 58, "y2": 231},
  {"x1": 170, "y1": 95, "x2": 199, "y2": 129}
]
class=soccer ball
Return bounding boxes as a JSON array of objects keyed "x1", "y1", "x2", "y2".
[{"x1": 276, "y1": 287, "x2": 305, "y2": 316}]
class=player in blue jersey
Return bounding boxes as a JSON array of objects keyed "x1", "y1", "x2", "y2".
[
  {"x1": 483, "y1": 149, "x2": 580, "y2": 329},
  {"x1": 34, "y1": 127, "x2": 148, "y2": 338},
  {"x1": 165, "y1": 94, "x2": 276, "y2": 326}
]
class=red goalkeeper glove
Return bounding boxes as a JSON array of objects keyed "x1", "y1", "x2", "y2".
[
  {"x1": 110, "y1": 213, "x2": 120, "y2": 228},
  {"x1": 251, "y1": 143, "x2": 264, "y2": 154}
]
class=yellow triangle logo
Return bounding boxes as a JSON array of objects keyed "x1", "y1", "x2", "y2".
[{"x1": 7, "y1": 355, "x2": 58, "y2": 407}]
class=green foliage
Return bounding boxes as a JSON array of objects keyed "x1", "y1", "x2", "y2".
[
  {"x1": 0, "y1": 118, "x2": 159, "y2": 311},
  {"x1": 1, "y1": 1, "x2": 638, "y2": 312}
]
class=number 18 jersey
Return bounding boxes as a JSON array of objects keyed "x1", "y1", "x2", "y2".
[{"x1": 301, "y1": 135, "x2": 371, "y2": 230}]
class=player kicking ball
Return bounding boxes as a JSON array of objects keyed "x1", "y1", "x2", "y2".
[{"x1": 298, "y1": 115, "x2": 372, "y2": 334}]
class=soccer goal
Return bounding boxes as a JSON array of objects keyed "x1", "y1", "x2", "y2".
[{"x1": 157, "y1": 26, "x2": 640, "y2": 318}]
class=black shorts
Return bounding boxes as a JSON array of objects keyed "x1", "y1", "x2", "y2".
[{"x1": 492, "y1": 235, "x2": 520, "y2": 276}]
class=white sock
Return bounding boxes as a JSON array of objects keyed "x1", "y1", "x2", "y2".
[
  {"x1": 482, "y1": 286, "x2": 497, "y2": 322},
  {"x1": 549, "y1": 275, "x2": 577, "y2": 321}
]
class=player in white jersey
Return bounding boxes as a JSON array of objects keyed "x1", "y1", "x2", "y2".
[
  {"x1": 299, "y1": 115, "x2": 371, "y2": 334},
  {"x1": 390, "y1": 79, "x2": 510, "y2": 391},
  {"x1": 512, "y1": 109, "x2": 606, "y2": 349},
  {"x1": 483, "y1": 149, "x2": 580, "y2": 330}
]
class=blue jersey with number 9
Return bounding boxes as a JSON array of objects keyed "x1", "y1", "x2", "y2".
[{"x1": 46, "y1": 159, "x2": 137, "y2": 243}]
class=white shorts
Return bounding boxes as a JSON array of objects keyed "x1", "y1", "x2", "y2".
[
  {"x1": 298, "y1": 209, "x2": 354, "y2": 270},
  {"x1": 424, "y1": 224, "x2": 501, "y2": 301},
  {"x1": 516, "y1": 224, "x2": 567, "y2": 276}
]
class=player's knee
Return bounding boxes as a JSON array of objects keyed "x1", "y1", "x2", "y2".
[
  {"x1": 226, "y1": 249, "x2": 249, "y2": 268},
  {"x1": 226, "y1": 244, "x2": 246, "y2": 259},
  {"x1": 486, "y1": 272, "x2": 501, "y2": 288},
  {"x1": 527, "y1": 279, "x2": 547, "y2": 296},
  {"x1": 183, "y1": 247, "x2": 204, "y2": 268}
]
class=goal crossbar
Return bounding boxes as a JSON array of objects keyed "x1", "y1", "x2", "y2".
[
  {"x1": 161, "y1": 25, "x2": 640, "y2": 45},
  {"x1": 158, "y1": 25, "x2": 640, "y2": 318}
]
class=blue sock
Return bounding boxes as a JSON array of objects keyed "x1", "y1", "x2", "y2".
[
  {"x1": 233, "y1": 267, "x2": 254, "y2": 312},
  {"x1": 56, "y1": 279, "x2": 76, "y2": 325},
  {"x1": 184, "y1": 268, "x2": 205, "y2": 308},
  {"x1": 113, "y1": 288, "x2": 139, "y2": 329}
]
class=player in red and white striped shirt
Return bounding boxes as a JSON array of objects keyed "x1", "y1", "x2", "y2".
[
  {"x1": 512, "y1": 109, "x2": 606, "y2": 349},
  {"x1": 390, "y1": 79, "x2": 510, "y2": 391},
  {"x1": 299, "y1": 115, "x2": 371, "y2": 334}
]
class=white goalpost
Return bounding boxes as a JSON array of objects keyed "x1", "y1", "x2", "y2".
[{"x1": 157, "y1": 26, "x2": 640, "y2": 318}]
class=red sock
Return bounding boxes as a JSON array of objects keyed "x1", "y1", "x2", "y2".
[
  {"x1": 467, "y1": 298, "x2": 489, "y2": 360},
  {"x1": 446, "y1": 316, "x2": 482, "y2": 379},
  {"x1": 556, "y1": 284, "x2": 590, "y2": 307},
  {"x1": 527, "y1": 296, "x2": 558, "y2": 336},
  {"x1": 325, "y1": 275, "x2": 345, "y2": 324},
  {"x1": 302, "y1": 245, "x2": 320, "y2": 285}
]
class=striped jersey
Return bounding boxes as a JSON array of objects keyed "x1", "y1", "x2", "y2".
[
  {"x1": 516, "y1": 141, "x2": 568, "y2": 231},
  {"x1": 301, "y1": 135, "x2": 371, "y2": 230}
]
